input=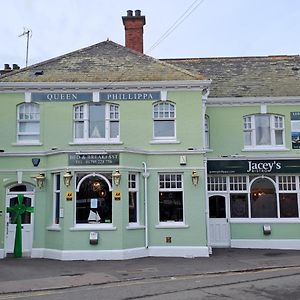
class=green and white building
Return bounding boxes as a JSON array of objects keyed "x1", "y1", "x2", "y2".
[{"x1": 2, "y1": 10, "x2": 300, "y2": 260}]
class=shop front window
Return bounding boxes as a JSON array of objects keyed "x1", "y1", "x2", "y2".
[
  {"x1": 159, "y1": 173, "x2": 183, "y2": 222},
  {"x1": 76, "y1": 174, "x2": 112, "y2": 224},
  {"x1": 250, "y1": 178, "x2": 277, "y2": 218},
  {"x1": 128, "y1": 173, "x2": 139, "y2": 224}
]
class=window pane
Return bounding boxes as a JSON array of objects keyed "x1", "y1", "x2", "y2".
[
  {"x1": 244, "y1": 131, "x2": 252, "y2": 146},
  {"x1": 89, "y1": 105, "x2": 105, "y2": 138},
  {"x1": 230, "y1": 194, "x2": 248, "y2": 218},
  {"x1": 154, "y1": 120, "x2": 174, "y2": 137},
  {"x1": 275, "y1": 130, "x2": 283, "y2": 145},
  {"x1": 19, "y1": 122, "x2": 39, "y2": 133},
  {"x1": 255, "y1": 115, "x2": 271, "y2": 145},
  {"x1": 75, "y1": 121, "x2": 84, "y2": 139},
  {"x1": 279, "y1": 193, "x2": 298, "y2": 218},
  {"x1": 76, "y1": 176, "x2": 112, "y2": 224},
  {"x1": 250, "y1": 178, "x2": 277, "y2": 218},
  {"x1": 129, "y1": 192, "x2": 137, "y2": 223},
  {"x1": 110, "y1": 121, "x2": 119, "y2": 138},
  {"x1": 159, "y1": 191, "x2": 183, "y2": 222},
  {"x1": 209, "y1": 195, "x2": 226, "y2": 218},
  {"x1": 18, "y1": 135, "x2": 39, "y2": 141}
]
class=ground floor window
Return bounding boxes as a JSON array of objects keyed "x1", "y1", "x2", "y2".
[
  {"x1": 76, "y1": 173, "x2": 112, "y2": 224},
  {"x1": 159, "y1": 173, "x2": 183, "y2": 222},
  {"x1": 128, "y1": 173, "x2": 139, "y2": 224},
  {"x1": 208, "y1": 175, "x2": 300, "y2": 219}
]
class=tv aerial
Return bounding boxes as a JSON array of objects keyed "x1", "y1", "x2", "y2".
[{"x1": 19, "y1": 28, "x2": 32, "y2": 67}]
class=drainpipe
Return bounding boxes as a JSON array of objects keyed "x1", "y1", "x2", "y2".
[
  {"x1": 142, "y1": 162, "x2": 149, "y2": 249},
  {"x1": 202, "y1": 88, "x2": 211, "y2": 255}
]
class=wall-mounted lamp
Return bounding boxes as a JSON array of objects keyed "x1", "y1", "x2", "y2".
[
  {"x1": 35, "y1": 173, "x2": 46, "y2": 188},
  {"x1": 112, "y1": 170, "x2": 121, "y2": 186},
  {"x1": 63, "y1": 171, "x2": 73, "y2": 187},
  {"x1": 191, "y1": 171, "x2": 199, "y2": 186}
]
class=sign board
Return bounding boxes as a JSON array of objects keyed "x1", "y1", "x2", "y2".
[
  {"x1": 291, "y1": 112, "x2": 300, "y2": 149},
  {"x1": 208, "y1": 159, "x2": 300, "y2": 175},
  {"x1": 68, "y1": 153, "x2": 119, "y2": 166},
  {"x1": 31, "y1": 92, "x2": 93, "y2": 102},
  {"x1": 99, "y1": 91, "x2": 161, "y2": 101}
]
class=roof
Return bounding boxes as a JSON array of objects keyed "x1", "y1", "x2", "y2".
[
  {"x1": 164, "y1": 55, "x2": 300, "y2": 98},
  {"x1": 0, "y1": 41, "x2": 205, "y2": 83}
]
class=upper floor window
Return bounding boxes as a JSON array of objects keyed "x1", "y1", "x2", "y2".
[
  {"x1": 243, "y1": 114, "x2": 284, "y2": 149},
  {"x1": 74, "y1": 103, "x2": 119, "y2": 143},
  {"x1": 153, "y1": 101, "x2": 176, "y2": 140},
  {"x1": 205, "y1": 115, "x2": 210, "y2": 149},
  {"x1": 17, "y1": 103, "x2": 40, "y2": 143}
]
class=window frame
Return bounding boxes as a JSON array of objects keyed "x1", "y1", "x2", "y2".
[
  {"x1": 52, "y1": 173, "x2": 61, "y2": 226},
  {"x1": 152, "y1": 101, "x2": 176, "y2": 141},
  {"x1": 128, "y1": 173, "x2": 139, "y2": 225},
  {"x1": 243, "y1": 114, "x2": 285, "y2": 150},
  {"x1": 73, "y1": 103, "x2": 120, "y2": 143},
  {"x1": 158, "y1": 173, "x2": 185, "y2": 226},
  {"x1": 17, "y1": 102, "x2": 40, "y2": 144}
]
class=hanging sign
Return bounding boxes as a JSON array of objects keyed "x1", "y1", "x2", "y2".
[
  {"x1": 66, "y1": 192, "x2": 73, "y2": 201},
  {"x1": 114, "y1": 191, "x2": 121, "y2": 201}
]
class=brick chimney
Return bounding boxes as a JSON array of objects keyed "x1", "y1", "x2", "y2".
[
  {"x1": 122, "y1": 10, "x2": 146, "y2": 53},
  {"x1": 0, "y1": 63, "x2": 20, "y2": 75}
]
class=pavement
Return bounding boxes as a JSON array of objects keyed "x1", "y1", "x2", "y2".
[{"x1": 1, "y1": 248, "x2": 300, "y2": 295}]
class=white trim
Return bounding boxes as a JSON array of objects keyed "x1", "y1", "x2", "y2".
[
  {"x1": 242, "y1": 147, "x2": 289, "y2": 152},
  {"x1": 126, "y1": 224, "x2": 145, "y2": 230},
  {"x1": 231, "y1": 239, "x2": 300, "y2": 250},
  {"x1": 30, "y1": 246, "x2": 209, "y2": 260},
  {"x1": 207, "y1": 96, "x2": 300, "y2": 106},
  {"x1": 230, "y1": 218, "x2": 300, "y2": 223},
  {"x1": 148, "y1": 246, "x2": 209, "y2": 258},
  {"x1": 150, "y1": 140, "x2": 180, "y2": 144},
  {"x1": 155, "y1": 223, "x2": 189, "y2": 229},
  {"x1": 70, "y1": 225, "x2": 117, "y2": 231},
  {"x1": 0, "y1": 249, "x2": 4, "y2": 259},
  {"x1": 0, "y1": 80, "x2": 211, "y2": 91}
]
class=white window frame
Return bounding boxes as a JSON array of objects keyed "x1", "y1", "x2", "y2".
[
  {"x1": 243, "y1": 114, "x2": 285, "y2": 150},
  {"x1": 205, "y1": 115, "x2": 210, "y2": 149},
  {"x1": 157, "y1": 173, "x2": 186, "y2": 227},
  {"x1": 52, "y1": 173, "x2": 61, "y2": 227},
  {"x1": 73, "y1": 103, "x2": 120, "y2": 143},
  {"x1": 17, "y1": 103, "x2": 40, "y2": 143},
  {"x1": 152, "y1": 101, "x2": 176, "y2": 141},
  {"x1": 128, "y1": 173, "x2": 139, "y2": 226}
]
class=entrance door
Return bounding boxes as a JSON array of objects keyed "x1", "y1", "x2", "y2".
[
  {"x1": 5, "y1": 194, "x2": 34, "y2": 256},
  {"x1": 209, "y1": 195, "x2": 230, "y2": 247}
]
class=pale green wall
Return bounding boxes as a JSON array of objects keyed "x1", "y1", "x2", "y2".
[{"x1": 206, "y1": 104, "x2": 300, "y2": 157}]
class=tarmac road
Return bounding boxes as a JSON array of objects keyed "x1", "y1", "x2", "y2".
[{"x1": 1, "y1": 248, "x2": 300, "y2": 297}]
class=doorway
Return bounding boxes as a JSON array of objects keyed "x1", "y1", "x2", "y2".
[
  {"x1": 5, "y1": 184, "x2": 35, "y2": 256},
  {"x1": 209, "y1": 195, "x2": 230, "y2": 247}
]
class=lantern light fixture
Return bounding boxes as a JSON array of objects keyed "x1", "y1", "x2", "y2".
[
  {"x1": 112, "y1": 170, "x2": 121, "y2": 186},
  {"x1": 63, "y1": 171, "x2": 73, "y2": 187},
  {"x1": 191, "y1": 171, "x2": 199, "y2": 186},
  {"x1": 35, "y1": 173, "x2": 46, "y2": 189}
]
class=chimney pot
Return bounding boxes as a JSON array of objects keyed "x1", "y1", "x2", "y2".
[
  {"x1": 4, "y1": 64, "x2": 11, "y2": 70},
  {"x1": 12, "y1": 64, "x2": 20, "y2": 70},
  {"x1": 135, "y1": 10, "x2": 141, "y2": 16},
  {"x1": 127, "y1": 10, "x2": 133, "y2": 17}
]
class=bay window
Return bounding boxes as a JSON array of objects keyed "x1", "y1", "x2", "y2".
[
  {"x1": 243, "y1": 114, "x2": 284, "y2": 149},
  {"x1": 74, "y1": 103, "x2": 119, "y2": 143}
]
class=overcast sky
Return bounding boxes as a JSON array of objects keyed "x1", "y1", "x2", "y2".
[{"x1": 1, "y1": 0, "x2": 300, "y2": 68}]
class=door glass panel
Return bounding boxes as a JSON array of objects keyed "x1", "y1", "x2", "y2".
[
  {"x1": 209, "y1": 195, "x2": 226, "y2": 218},
  {"x1": 8, "y1": 197, "x2": 32, "y2": 224}
]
